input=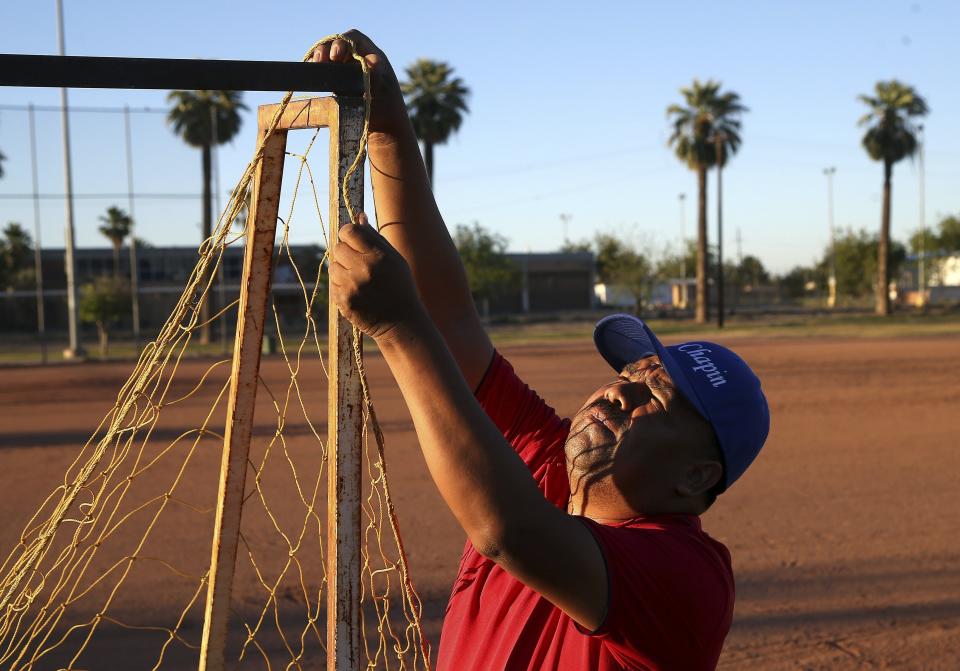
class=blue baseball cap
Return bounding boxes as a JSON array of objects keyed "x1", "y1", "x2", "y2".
[{"x1": 593, "y1": 314, "x2": 769, "y2": 492}]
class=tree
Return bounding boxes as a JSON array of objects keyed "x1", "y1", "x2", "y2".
[
  {"x1": 98, "y1": 206, "x2": 132, "y2": 278},
  {"x1": 733, "y1": 255, "x2": 770, "y2": 290},
  {"x1": 167, "y1": 89, "x2": 247, "y2": 343},
  {"x1": 778, "y1": 266, "x2": 817, "y2": 299},
  {"x1": 667, "y1": 80, "x2": 747, "y2": 323},
  {"x1": 910, "y1": 214, "x2": 960, "y2": 288},
  {"x1": 453, "y1": 223, "x2": 517, "y2": 318},
  {"x1": 0, "y1": 223, "x2": 35, "y2": 290},
  {"x1": 559, "y1": 239, "x2": 592, "y2": 254},
  {"x1": 826, "y1": 228, "x2": 906, "y2": 300},
  {"x1": 401, "y1": 59, "x2": 470, "y2": 186},
  {"x1": 654, "y1": 239, "x2": 699, "y2": 281},
  {"x1": 79, "y1": 277, "x2": 129, "y2": 358},
  {"x1": 933, "y1": 214, "x2": 960, "y2": 252},
  {"x1": 858, "y1": 80, "x2": 928, "y2": 315},
  {"x1": 590, "y1": 233, "x2": 654, "y2": 315}
]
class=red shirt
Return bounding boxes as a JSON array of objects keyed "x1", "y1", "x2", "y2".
[{"x1": 436, "y1": 353, "x2": 735, "y2": 671}]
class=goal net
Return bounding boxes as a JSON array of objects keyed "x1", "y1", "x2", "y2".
[{"x1": 0, "y1": 39, "x2": 430, "y2": 671}]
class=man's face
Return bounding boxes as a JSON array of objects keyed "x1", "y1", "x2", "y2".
[{"x1": 564, "y1": 355, "x2": 716, "y2": 512}]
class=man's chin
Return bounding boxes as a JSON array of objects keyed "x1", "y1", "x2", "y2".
[{"x1": 563, "y1": 424, "x2": 618, "y2": 473}]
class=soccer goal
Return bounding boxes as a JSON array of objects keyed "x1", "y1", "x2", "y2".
[{"x1": 0, "y1": 40, "x2": 429, "y2": 671}]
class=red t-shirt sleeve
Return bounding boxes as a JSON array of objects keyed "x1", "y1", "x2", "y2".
[
  {"x1": 474, "y1": 351, "x2": 570, "y2": 474},
  {"x1": 579, "y1": 518, "x2": 735, "y2": 670}
]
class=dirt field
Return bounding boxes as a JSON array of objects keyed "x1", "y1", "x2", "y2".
[{"x1": 1, "y1": 333, "x2": 958, "y2": 669}]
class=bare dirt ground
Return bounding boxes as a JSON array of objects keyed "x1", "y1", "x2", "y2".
[{"x1": 0, "y1": 333, "x2": 958, "y2": 669}]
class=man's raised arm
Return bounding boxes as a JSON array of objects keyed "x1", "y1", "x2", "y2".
[{"x1": 312, "y1": 31, "x2": 493, "y2": 388}]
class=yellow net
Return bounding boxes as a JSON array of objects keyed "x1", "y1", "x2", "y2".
[{"x1": 0, "y1": 35, "x2": 431, "y2": 670}]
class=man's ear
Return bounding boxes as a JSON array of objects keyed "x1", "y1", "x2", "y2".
[{"x1": 676, "y1": 460, "x2": 723, "y2": 498}]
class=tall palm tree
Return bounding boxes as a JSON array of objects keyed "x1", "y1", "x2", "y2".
[
  {"x1": 98, "y1": 206, "x2": 132, "y2": 278},
  {"x1": 667, "y1": 80, "x2": 746, "y2": 323},
  {"x1": 858, "y1": 80, "x2": 928, "y2": 315},
  {"x1": 401, "y1": 59, "x2": 470, "y2": 186},
  {"x1": 167, "y1": 90, "x2": 246, "y2": 343}
]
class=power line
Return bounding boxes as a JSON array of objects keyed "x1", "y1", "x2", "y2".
[
  {"x1": 0, "y1": 103, "x2": 167, "y2": 114},
  {"x1": 442, "y1": 144, "x2": 659, "y2": 183},
  {"x1": 0, "y1": 192, "x2": 202, "y2": 200}
]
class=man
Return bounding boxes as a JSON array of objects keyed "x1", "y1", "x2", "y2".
[{"x1": 314, "y1": 31, "x2": 769, "y2": 670}]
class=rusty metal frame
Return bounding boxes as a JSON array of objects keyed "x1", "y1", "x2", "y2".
[{"x1": 199, "y1": 95, "x2": 365, "y2": 671}]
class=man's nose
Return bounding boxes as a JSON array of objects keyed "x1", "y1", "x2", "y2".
[{"x1": 604, "y1": 382, "x2": 649, "y2": 413}]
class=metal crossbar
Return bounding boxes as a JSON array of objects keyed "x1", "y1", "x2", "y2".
[{"x1": 0, "y1": 54, "x2": 363, "y2": 94}]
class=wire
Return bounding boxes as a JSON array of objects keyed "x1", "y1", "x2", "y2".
[
  {"x1": 0, "y1": 192, "x2": 202, "y2": 200},
  {"x1": 0, "y1": 104, "x2": 167, "y2": 114}
]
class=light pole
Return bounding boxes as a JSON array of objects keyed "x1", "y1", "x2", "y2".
[
  {"x1": 56, "y1": 0, "x2": 84, "y2": 358},
  {"x1": 678, "y1": 193, "x2": 687, "y2": 309},
  {"x1": 823, "y1": 166, "x2": 837, "y2": 308},
  {"x1": 715, "y1": 134, "x2": 725, "y2": 329},
  {"x1": 917, "y1": 124, "x2": 926, "y2": 307}
]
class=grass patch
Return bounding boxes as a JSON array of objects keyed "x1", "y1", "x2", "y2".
[
  {"x1": 487, "y1": 311, "x2": 960, "y2": 346},
  {"x1": 3, "y1": 310, "x2": 958, "y2": 365}
]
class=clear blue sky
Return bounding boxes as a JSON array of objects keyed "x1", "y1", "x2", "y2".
[{"x1": 1, "y1": 0, "x2": 957, "y2": 273}]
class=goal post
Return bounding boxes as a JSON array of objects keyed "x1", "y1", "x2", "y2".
[
  {"x1": 0, "y1": 56, "x2": 383, "y2": 669},
  {"x1": 199, "y1": 96, "x2": 366, "y2": 671}
]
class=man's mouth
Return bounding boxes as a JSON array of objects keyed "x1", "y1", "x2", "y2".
[{"x1": 584, "y1": 401, "x2": 624, "y2": 435}]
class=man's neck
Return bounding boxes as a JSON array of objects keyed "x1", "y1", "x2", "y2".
[{"x1": 567, "y1": 493, "x2": 703, "y2": 520}]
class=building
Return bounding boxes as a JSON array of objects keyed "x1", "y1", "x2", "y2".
[
  {"x1": 2, "y1": 247, "x2": 597, "y2": 333},
  {"x1": 488, "y1": 252, "x2": 595, "y2": 315},
  {"x1": 2, "y1": 245, "x2": 324, "y2": 333}
]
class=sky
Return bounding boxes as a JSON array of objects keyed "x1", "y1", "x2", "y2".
[{"x1": 0, "y1": 0, "x2": 958, "y2": 274}]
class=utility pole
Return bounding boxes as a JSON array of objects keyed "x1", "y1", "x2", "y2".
[
  {"x1": 823, "y1": 166, "x2": 837, "y2": 308},
  {"x1": 56, "y1": 0, "x2": 84, "y2": 358},
  {"x1": 678, "y1": 193, "x2": 687, "y2": 309},
  {"x1": 715, "y1": 134, "x2": 725, "y2": 329},
  {"x1": 29, "y1": 105, "x2": 48, "y2": 364},
  {"x1": 917, "y1": 124, "x2": 926, "y2": 307},
  {"x1": 124, "y1": 106, "x2": 142, "y2": 352},
  {"x1": 559, "y1": 213, "x2": 572, "y2": 244}
]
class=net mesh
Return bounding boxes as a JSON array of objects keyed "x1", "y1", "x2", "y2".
[{"x1": 0, "y1": 36, "x2": 431, "y2": 670}]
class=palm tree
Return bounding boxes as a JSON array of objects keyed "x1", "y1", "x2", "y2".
[
  {"x1": 858, "y1": 80, "x2": 928, "y2": 315},
  {"x1": 401, "y1": 59, "x2": 470, "y2": 186},
  {"x1": 1, "y1": 223, "x2": 33, "y2": 290},
  {"x1": 98, "y1": 206, "x2": 132, "y2": 278},
  {"x1": 667, "y1": 80, "x2": 746, "y2": 323},
  {"x1": 167, "y1": 90, "x2": 246, "y2": 343}
]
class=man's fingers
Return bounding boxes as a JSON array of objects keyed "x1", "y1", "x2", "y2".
[
  {"x1": 330, "y1": 235, "x2": 362, "y2": 268},
  {"x1": 329, "y1": 38, "x2": 352, "y2": 62},
  {"x1": 338, "y1": 214, "x2": 383, "y2": 254},
  {"x1": 311, "y1": 43, "x2": 331, "y2": 63},
  {"x1": 328, "y1": 258, "x2": 349, "y2": 287},
  {"x1": 341, "y1": 29, "x2": 376, "y2": 56}
]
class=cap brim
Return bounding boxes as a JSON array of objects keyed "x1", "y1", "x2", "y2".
[{"x1": 593, "y1": 314, "x2": 709, "y2": 420}]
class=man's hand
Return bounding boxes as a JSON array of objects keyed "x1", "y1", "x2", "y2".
[
  {"x1": 328, "y1": 213, "x2": 425, "y2": 342},
  {"x1": 309, "y1": 30, "x2": 409, "y2": 144},
  {"x1": 314, "y1": 30, "x2": 494, "y2": 391}
]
